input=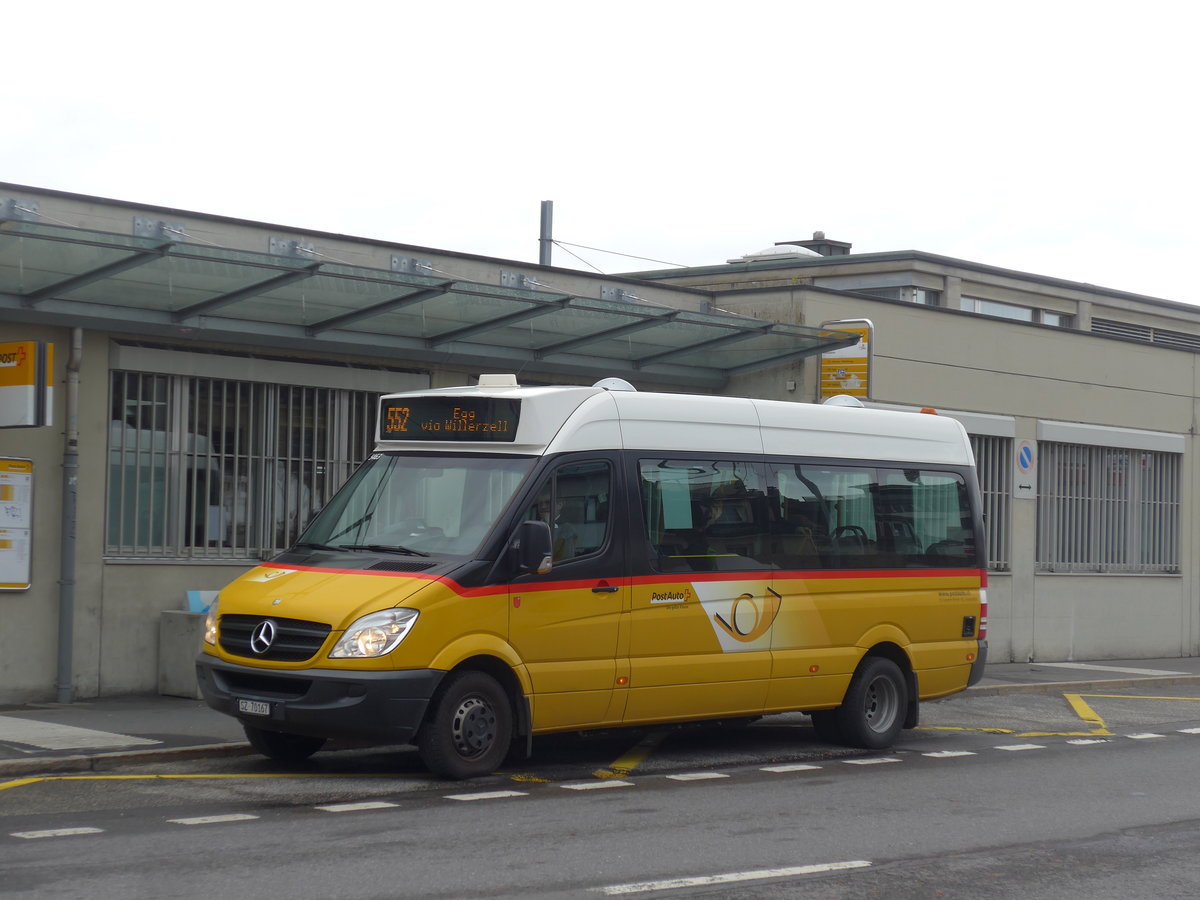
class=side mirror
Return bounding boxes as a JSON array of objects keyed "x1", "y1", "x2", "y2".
[{"x1": 512, "y1": 520, "x2": 553, "y2": 575}]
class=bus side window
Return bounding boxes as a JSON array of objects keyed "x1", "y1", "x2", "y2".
[{"x1": 523, "y1": 461, "x2": 612, "y2": 562}]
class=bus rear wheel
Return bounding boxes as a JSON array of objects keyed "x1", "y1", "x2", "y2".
[
  {"x1": 418, "y1": 670, "x2": 512, "y2": 779},
  {"x1": 834, "y1": 656, "x2": 907, "y2": 750}
]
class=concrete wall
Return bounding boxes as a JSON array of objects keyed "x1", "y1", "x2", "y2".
[{"x1": 1, "y1": 322, "x2": 73, "y2": 703}]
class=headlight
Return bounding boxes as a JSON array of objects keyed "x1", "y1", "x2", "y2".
[
  {"x1": 329, "y1": 608, "x2": 418, "y2": 659},
  {"x1": 203, "y1": 601, "x2": 219, "y2": 645}
]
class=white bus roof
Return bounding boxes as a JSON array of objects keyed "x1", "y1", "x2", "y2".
[{"x1": 376, "y1": 377, "x2": 974, "y2": 467}]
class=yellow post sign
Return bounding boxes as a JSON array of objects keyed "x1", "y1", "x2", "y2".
[
  {"x1": 0, "y1": 341, "x2": 54, "y2": 427},
  {"x1": 818, "y1": 320, "x2": 872, "y2": 401}
]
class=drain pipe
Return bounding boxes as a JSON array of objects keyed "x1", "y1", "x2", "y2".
[{"x1": 56, "y1": 328, "x2": 82, "y2": 704}]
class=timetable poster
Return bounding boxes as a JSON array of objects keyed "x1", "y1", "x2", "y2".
[{"x1": 0, "y1": 458, "x2": 33, "y2": 590}]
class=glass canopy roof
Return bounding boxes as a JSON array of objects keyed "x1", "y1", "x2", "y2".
[{"x1": 0, "y1": 219, "x2": 859, "y2": 388}]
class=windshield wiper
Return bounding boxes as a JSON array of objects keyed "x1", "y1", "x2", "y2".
[
  {"x1": 294, "y1": 540, "x2": 343, "y2": 552},
  {"x1": 338, "y1": 543, "x2": 431, "y2": 558}
]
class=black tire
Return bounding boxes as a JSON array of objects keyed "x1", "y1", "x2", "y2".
[
  {"x1": 418, "y1": 670, "x2": 513, "y2": 779},
  {"x1": 833, "y1": 656, "x2": 908, "y2": 750},
  {"x1": 243, "y1": 723, "x2": 326, "y2": 762}
]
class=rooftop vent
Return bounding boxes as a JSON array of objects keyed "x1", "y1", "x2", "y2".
[{"x1": 776, "y1": 231, "x2": 853, "y2": 257}]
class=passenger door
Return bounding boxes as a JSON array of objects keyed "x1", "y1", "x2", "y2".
[
  {"x1": 508, "y1": 457, "x2": 629, "y2": 730},
  {"x1": 625, "y1": 458, "x2": 774, "y2": 725}
]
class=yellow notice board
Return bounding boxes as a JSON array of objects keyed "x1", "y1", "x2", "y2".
[
  {"x1": 0, "y1": 458, "x2": 33, "y2": 590},
  {"x1": 0, "y1": 341, "x2": 54, "y2": 427},
  {"x1": 817, "y1": 319, "x2": 872, "y2": 401}
]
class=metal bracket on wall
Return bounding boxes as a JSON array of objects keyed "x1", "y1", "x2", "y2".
[
  {"x1": 133, "y1": 217, "x2": 187, "y2": 240},
  {"x1": 268, "y1": 236, "x2": 317, "y2": 258},
  {"x1": 0, "y1": 197, "x2": 40, "y2": 222},
  {"x1": 391, "y1": 255, "x2": 433, "y2": 276},
  {"x1": 600, "y1": 285, "x2": 637, "y2": 303},
  {"x1": 500, "y1": 270, "x2": 537, "y2": 289}
]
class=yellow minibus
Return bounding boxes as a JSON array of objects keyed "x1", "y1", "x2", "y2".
[{"x1": 197, "y1": 375, "x2": 987, "y2": 778}]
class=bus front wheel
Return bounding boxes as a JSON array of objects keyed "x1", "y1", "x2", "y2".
[
  {"x1": 834, "y1": 656, "x2": 907, "y2": 750},
  {"x1": 418, "y1": 670, "x2": 513, "y2": 779}
]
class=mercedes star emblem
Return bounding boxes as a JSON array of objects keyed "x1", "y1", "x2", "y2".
[{"x1": 249, "y1": 619, "x2": 277, "y2": 654}]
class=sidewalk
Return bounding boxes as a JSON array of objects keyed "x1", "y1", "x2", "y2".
[{"x1": 4, "y1": 658, "x2": 1200, "y2": 777}]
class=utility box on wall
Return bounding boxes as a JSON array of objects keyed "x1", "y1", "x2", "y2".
[{"x1": 158, "y1": 611, "x2": 205, "y2": 699}]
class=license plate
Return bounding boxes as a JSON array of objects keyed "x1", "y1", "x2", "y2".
[{"x1": 237, "y1": 699, "x2": 271, "y2": 716}]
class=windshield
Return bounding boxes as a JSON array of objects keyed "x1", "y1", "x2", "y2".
[{"x1": 299, "y1": 453, "x2": 536, "y2": 557}]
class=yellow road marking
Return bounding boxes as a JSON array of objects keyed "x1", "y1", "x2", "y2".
[
  {"x1": 1077, "y1": 694, "x2": 1200, "y2": 702},
  {"x1": 1063, "y1": 693, "x2": 1113, "y2": 735},
  {"x1": 0, "y1": 772, "x2": 418, "y2": 794},
  {"x1": 594, "y1": 730, "x2": 668, "y2": 779},
  {"x1": 916, "y1": 726, "x2": 1015, "y2": 734}
]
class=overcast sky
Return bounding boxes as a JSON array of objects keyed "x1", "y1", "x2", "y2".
[{"x1": 7, "y1": 1, "x2": 1197, "y2": 301}]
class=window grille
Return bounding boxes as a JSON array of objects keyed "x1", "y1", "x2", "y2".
[
  {"x1": 1036, "y1": 442, "x2": 1180, "y2": 574},
  {"x1": 107, "y1": 371, "x2": 378, "y2": 559},
  {"x1": 969, "y1": 435, "x2": 1011, "y2": 572}
]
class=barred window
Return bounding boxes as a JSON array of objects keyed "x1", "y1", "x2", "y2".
[
  {"x1": 1036, "y1": 443, "x2": 1180, "y2": 574},
  {"x1": 107, "y1": 372, "x2": 377, "y2": 559},
  {"x1": 969, "y1": 435, "x2": 1011, "y2": 572}
]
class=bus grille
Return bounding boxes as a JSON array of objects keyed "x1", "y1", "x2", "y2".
[{"x1": 219, "y1": 615, "x2": 332, "y2": 662}]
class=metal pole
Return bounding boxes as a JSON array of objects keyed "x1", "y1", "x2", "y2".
[
  {"x1": 538, "y1": 200, "x2": 553, "y2": 266},
  {"x1": 56, "y1": 327, "x2": 82, "y2": 703}
]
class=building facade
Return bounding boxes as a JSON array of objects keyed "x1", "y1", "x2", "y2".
[{"x1": 1, "y1": 187, "x2": 1196, "y2": 703}]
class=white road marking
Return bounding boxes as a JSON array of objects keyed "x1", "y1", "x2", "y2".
[
  {"x1": 1126, "y1": 732, "x2": 1166, "y2": 740},
  {"x1": 842, "y1": 757, "x2": 900, "y2": 765},
  {"x1": 1066, "y1": 739, "x2": 1111, "y2": 745},
  {"x1": 994, "y1": 743, "x2": 1045, "y2": 751},
  {"x1": 562, "y1": 780, "x2": 634, "y2": 790},
  {"x1": 168, "y1": 813, "x2": 260, "y2": 826},
  {"x1": 444, "y1": 790, "x2": 528, "y2": 801},
  {"x1": 314, "y1": 801, "x2": 399, "y2": 812},
  {"x1": 761, "y1": 763, "x2": 822, "y2": 773},
  {"x1": 666, "y1": 772, "x2": 729, "y2": 781},
  {"x1": 923, "y1": 750, "x2": 977, "y2": 758},
  {"x1": 595, "y1": 860, "x2": 873, "y2": 895},
  {"x1": 0, "y1": 716, "x2": 160, "y2": 751},
  {"x1": 1032, "y1": 662, "x2": 1186, "y2": 676},
  {"x1": 1178, "y1": 728, "x2": 1200, "y2": 734},
  {"x1": 12, "y1": 827, "x2": 105, "y2": 839}
]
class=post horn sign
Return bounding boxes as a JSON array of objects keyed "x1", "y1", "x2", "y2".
[
  {"x1": 0, "y1": 341, "x2": 54, "y2": 428},
  {"x1": 818, "y1": 319, "x2": 872, "y2": 401}
]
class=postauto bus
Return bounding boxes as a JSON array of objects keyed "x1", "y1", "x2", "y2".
[{"x1": 197, "y1": 375, "x2": 987, "y2": 778}]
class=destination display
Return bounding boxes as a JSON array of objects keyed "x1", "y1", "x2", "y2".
[{"x1": 379, "y1": 397, "x2": 521, "y2": 442}]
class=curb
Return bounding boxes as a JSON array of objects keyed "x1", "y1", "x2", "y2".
[
  {"x1": 0, "y1": 742, "x2": 253, "y2": 779},
  {"x1": 967, "y1": 673, "x2": 1200, "y2": 698}
]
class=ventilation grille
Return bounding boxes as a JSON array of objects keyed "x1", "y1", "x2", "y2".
[
  {"x1": 366, "y1": 560, "x2": 437, "y2": 573},
  {"x1": 1092, "y1": 318, "x2": 1200, "y2": 351}
]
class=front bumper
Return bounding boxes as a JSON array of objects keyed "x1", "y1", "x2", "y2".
[{"x1": 196, "y1": 653, "x2": 445, "y2": 743}]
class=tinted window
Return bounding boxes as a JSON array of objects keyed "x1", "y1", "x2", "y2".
[{"x1": 639, "y1": 457, "x2": 976, "y2": 572}]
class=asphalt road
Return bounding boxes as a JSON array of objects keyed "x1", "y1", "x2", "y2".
[{"x1": 5, "y1": 684, "x2": 1200, "y2": 897}]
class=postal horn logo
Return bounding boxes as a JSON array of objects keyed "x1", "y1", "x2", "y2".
[{"x1": 713, "y1": 587, "x2": 782, "y2": 643}]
